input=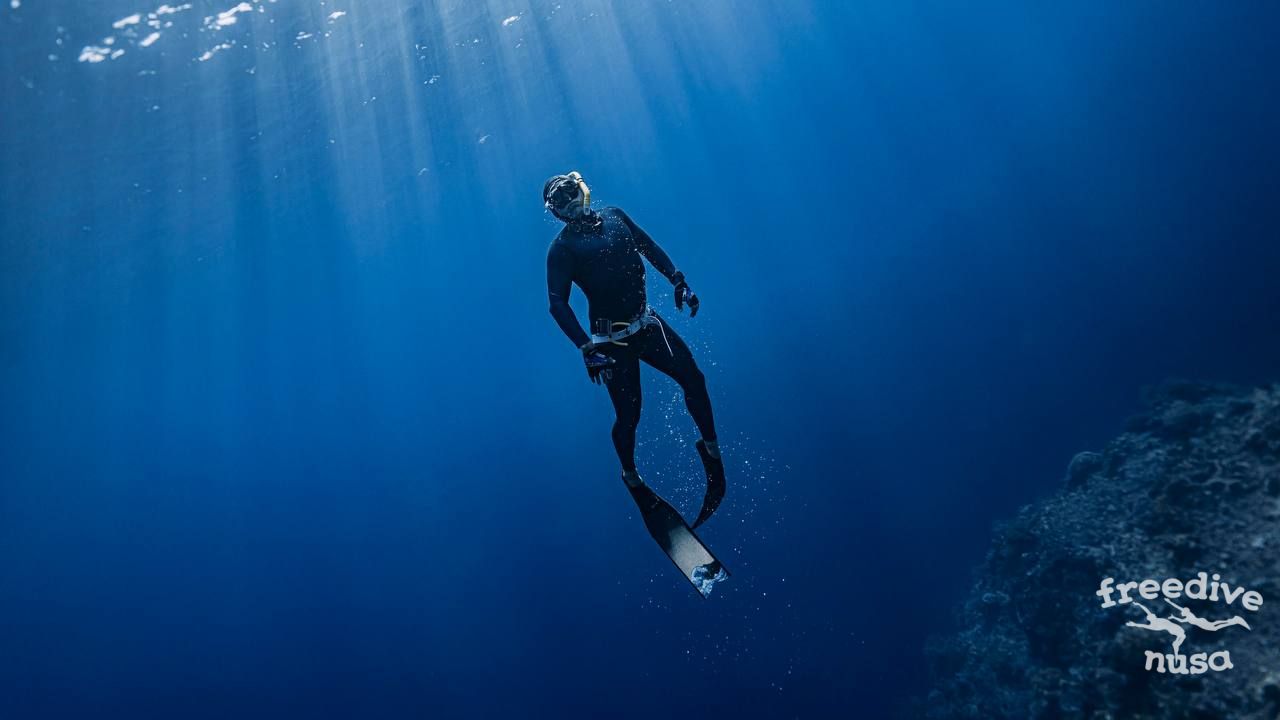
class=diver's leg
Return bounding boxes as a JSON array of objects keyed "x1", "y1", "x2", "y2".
[
  {"x1": 604, "y1": 358, "x2": 643, "y2": 473},
  {"x1": 640, "y1": 316, "x2": 725, "y2": 527},
  {"x1": 639, "y1": 317, "x2": 717, "y2": 444}
]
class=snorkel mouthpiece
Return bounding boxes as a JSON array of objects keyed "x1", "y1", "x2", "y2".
[{"x1": 567, "y1": 170, "x2": 590, "y2": 210}]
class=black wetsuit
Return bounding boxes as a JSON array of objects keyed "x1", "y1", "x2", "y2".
[{"x1": 546, "y1": 207, "x2": 717, "y2": 473}]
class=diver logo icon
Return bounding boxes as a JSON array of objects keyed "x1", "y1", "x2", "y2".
[{"x1": 1097, "y1": 572, "x2": 1263, "y2": 675}]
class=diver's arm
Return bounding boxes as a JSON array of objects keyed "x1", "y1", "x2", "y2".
[
  {"x1": 547, "y1": 244, "x2": 592, "y2": 348},
  {"x1": 619, "y1": 209, "x2": 679, "y2": 283},
  {"x1": 619, "y1": 208, "x2": 700, "y2": 315}
]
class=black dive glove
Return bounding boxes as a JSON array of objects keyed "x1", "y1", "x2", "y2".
[
  {"x1": 672, "y1": 271, "x2": 700, "y2": 317},
  {"x1": 581, "y1": 345, "x2": 616, "y2": 384}
]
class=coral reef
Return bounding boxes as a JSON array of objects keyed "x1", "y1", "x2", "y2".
[{"x1": 922, "y1": 382, "x2": 1280, "y2": 719}]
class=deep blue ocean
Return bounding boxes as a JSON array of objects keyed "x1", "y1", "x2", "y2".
[{"x1": 3, "y1": 2, "x2": 1279, "y2": 718}]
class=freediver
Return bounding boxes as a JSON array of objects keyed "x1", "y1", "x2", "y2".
[
  {"x1": 1165, "y1": 599, "x2": 1252, "y2": 632},
  {"x1": 1127, "y1": 602, "x2": 1187, "y2": 656},
  {"x1": 543, "y1": 170, "x2": 726, "y2": 529}
]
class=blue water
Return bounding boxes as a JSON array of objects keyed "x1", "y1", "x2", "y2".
[{"x1": 3, "y1": 2, "x2": 1279, "y2": 718}]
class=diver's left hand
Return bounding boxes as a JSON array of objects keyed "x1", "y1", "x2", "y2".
[{"x1": 674, "y1": 276, "x2": 700, "y2": 317}]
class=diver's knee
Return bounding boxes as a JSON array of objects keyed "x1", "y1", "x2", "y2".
[
  {"x1": 683, "y1": 366, "x2": 707, "y2": 392},
  {"x1": 612, "y1": 413, "x2": 639, "y2": 434}
]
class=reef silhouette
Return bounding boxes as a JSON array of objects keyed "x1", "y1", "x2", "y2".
[{"x1": 920, "y1": 381, "x2": 1280, "y2": 719}]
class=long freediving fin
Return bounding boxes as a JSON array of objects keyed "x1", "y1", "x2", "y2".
[
  {"x1": 691, "y1": 439, "x2": 726, "y2": 529},
  {"x1": 624, "y1": 474, "x2": 729, "y2": 598}
]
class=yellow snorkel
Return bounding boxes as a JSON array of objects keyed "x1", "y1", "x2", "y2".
[{"x1": 567, "y1": 170, "x2": 590, "y2": 210}]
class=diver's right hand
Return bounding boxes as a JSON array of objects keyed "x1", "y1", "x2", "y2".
[{"x1": 583, "y1": 349, "x2": 615, "y2": 384}]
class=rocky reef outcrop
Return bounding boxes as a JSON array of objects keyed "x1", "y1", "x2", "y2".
[{"x1": 921, "y1": 382, "x2": 1280, "y2": 719}]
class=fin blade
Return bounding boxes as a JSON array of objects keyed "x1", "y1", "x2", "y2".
[
  {"x1": 691, "y1": 440, "x2": 726, "y2": 528},
  {"x1": 628, "y1": 483, "x2": 730, "y2": 598}
]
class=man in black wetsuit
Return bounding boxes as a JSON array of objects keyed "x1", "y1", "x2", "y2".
[{"x1": 544, "y1": 171, "x2": 725, "y2": 528}]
